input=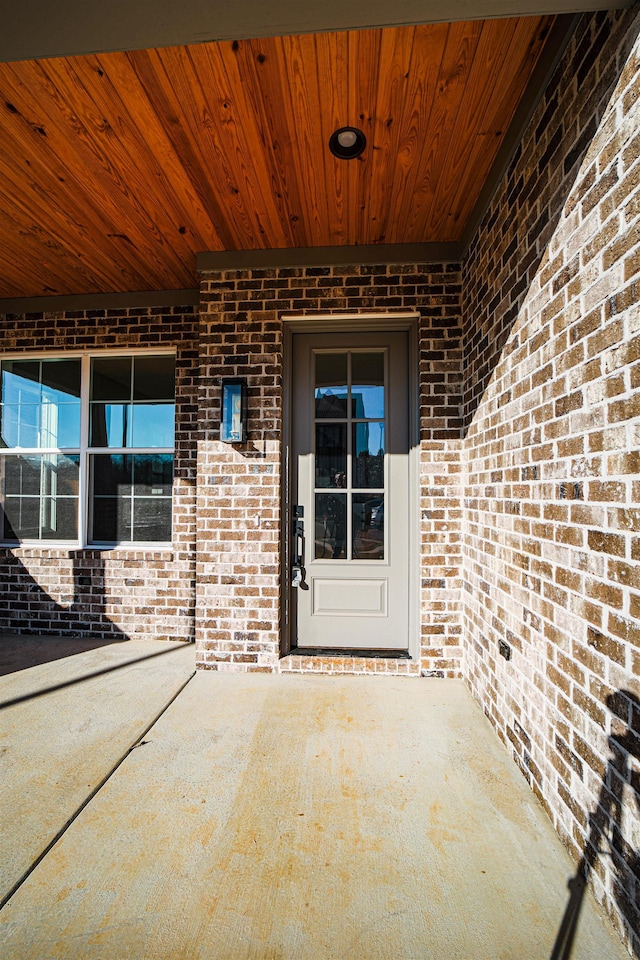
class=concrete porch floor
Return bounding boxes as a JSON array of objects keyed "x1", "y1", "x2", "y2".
[{"x1": 0, "y1": 637, "x2": 628, "y2": 959}]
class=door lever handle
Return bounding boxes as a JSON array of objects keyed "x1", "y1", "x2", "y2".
[{"x1": 291, "y1": 504, "x2": 305, "y2": 587}]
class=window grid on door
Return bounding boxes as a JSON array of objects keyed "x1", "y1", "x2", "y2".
[{"x1": 313, "y1": 349, "x2": 386, "y2": 562}]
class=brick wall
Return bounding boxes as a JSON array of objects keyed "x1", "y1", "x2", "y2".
[
  {"x1": 0, "y1": 269, "x2": 465, "y2": 671},
  {"x1": 1, "y1": 10, "x2": 637, "y2": 948},
  {"x1": 462, "y1": 8, "x2": 640, "y2": 953},
  {"x1": 0, "y1": 306, "x2": 199, "y2": 642},
  {"x1": 197, "y1": 262, "x2": 464, "y2": 676}
]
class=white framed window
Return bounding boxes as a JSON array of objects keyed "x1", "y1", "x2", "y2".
[{"x1": 0, "y1": 350, "x2": 175, "y2": 547}]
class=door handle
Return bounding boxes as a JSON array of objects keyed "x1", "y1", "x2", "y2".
[{"x1": 291, "y1": 505, "x2": 305, "y2": 588}]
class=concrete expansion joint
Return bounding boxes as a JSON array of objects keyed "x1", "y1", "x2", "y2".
[{"x1": 0, "y1": 668, "x2": 196, "y2": 914}]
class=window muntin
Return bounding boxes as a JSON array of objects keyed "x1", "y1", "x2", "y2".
[{"x1": 0, "y1": 353, "x2": 175, "y2": 546}]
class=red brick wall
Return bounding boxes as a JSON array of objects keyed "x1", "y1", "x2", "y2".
[
  {"x1": 0, "y1": 306, "x2": 198, "y2": 642},
  {"x1": 197, "y1": 262, "x2": 464, "y2": 676},
  {"x1": 462, "y1": 9, "x2": 640, "y2": 953}
]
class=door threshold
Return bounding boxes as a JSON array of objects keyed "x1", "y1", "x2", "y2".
[{"x1": 291, "y1": 647, "x2": 411, "y2": 659}]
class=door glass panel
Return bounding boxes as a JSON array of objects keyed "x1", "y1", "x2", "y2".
[
  {"x1": 315, "y1": 353, "x2": 348, "y2": 418},
  {"x1": 351, "y1": 353, "x2": 384, "y2": 419},
  {"x1": 353, "y1": 423, "x2": 384, "y2": 489},
  {"x1": 315, "y1": 493, "x2": 347, "y2": 559},
  {"x1": 315, "y1": 423, "x2": 346, "y2": 488},
  {"x1": 353, "y1": 494, "x2": 384, "y2": 561},
  {"x1": 312, "y1": 348, "x2": 387, "y2": 562}
]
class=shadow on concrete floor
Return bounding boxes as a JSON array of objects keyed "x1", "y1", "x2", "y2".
[
  {"x1": 0, "y1": 671, "x2": 630, "y2": 960},
  {"x1": 0, "y1": 638, "x2": 195, "y2": 908},
  {"x1": 0, "y1": 634, "x2": 129, "y2": 676}
]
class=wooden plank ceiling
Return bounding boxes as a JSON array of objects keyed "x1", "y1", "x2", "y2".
[{"x1": 0, "y1": 16, "x2": 554, "y2": 298}]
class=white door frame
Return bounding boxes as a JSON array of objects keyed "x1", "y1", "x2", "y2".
[{"x1": 281, "y1": 312, "x2": 420, "y2": 660}]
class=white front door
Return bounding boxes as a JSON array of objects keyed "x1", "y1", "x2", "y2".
[{"x1": 290, "y1": 330, "x2": 410, "y2": 652}]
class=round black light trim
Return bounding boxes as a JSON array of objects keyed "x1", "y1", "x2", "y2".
[{"x1": 329, "y1": 126, "x2": 367, "y2": 160}]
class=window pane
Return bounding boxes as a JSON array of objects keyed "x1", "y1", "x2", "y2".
[
  {"x1": 92, "y1": 496, "x2": 132, "y2": 543},
  {"x1": 92, "y1": 455, "x2": 133, "y2": 496},
  {"x1": 315, "y1": 353, "x2": 348, "y2": 418},
  {"x1": 40, "y1": 455, "x2": 80, "y2": 498},
  {"x1": 90, "y1": 403, "x2": 130, "y2": 447},
  {"x1": 0, "y1": 404, "x2": 19, "y2": 447},
  {"x1": 90, "y1": 453, "x2": 172, "y2": 543},
  {"x1": 47, "y1": 401, "x2": 81, "y2": 449},
  {"x1": 16, "y1": 405, "x2": 41, "y2": 447},
  {"x1": 1, "y1": 361, "x2": 40, "y2": 404},
  {"x1": 2, "y1": 454, "x2": 41, "y2": 495},
  {"x1": 130, "y1": 404, "x2": 175, "y2": 447},
  {"x1": 353, "y1": 494, "x2": 384, "y2": 560},
  {"x1": 36, "y1": 398, "x2": 80, "y2": 448},
  {"x1": 315, "y1": 423, "x2": 346, "y2": 489},
  {"x1": 0, "y1": 403, "x2": 39, "y2": 448},
  {"x1": 52, "y1": 455, "x2": 81, "y2": 496},
  {"x1": 41, "y1": 496, "x2": 78, "y2": 540},
  {"x1": 1, "y1": 454, "x2": 80, "y2": 496},
  {"x1": 353, "y1": 423, "x2": 385, "y2": 489},
  {"x1": 91, "y1": 357, "x2": 132, "y2": 401},
  {"x1": 351, "y1": 353, "x2": 384, "y2": 419},
  {"x1": 2, "y1": 398, "x2": 80, "y2": 449},
  {"x1": 315, "y1": 493, "x2": 347, "y2": 559},
  {"x1": 41, "y1": 359, "x2": 81, "y2": 401},
  {"x1": 0, "y1": 454, "x2": 79, "y2": 541},
  {"x1": 2, "y1": 497, "x2": 39, "y2": 540},
  {"x1": 133, "y1": 498, "x2": 172, "y2": 541},
  {"x1": 133, "y1": 356, "x2": 175, "y2": 401},
  {"x1": 133, "y1": 454, "x2": 173, "y2": 495},
  {"x1": 0, "y1": 359, "x2": 81, "y2": 449}
]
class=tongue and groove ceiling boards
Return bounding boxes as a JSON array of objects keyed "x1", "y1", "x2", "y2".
[{"x1": 0, "y1": 5, "x2": 591, "y2": 299}]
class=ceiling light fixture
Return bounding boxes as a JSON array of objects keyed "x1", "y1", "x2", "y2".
[{"x1": 329, "y1": 126, "x2": 367, "y2": 160}]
